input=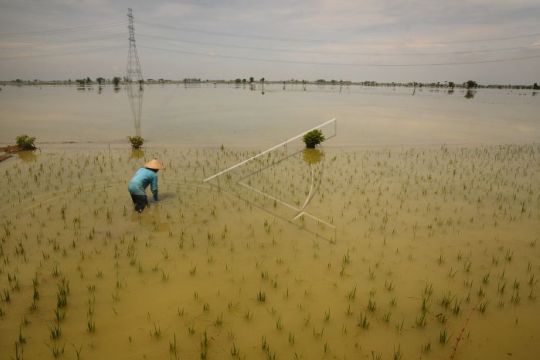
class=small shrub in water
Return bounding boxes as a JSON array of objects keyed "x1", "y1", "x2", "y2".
[
  {"x1": 16, "y1": 134, "x2": 37, "y2": 150},
  {"x1": 128, "y1": 136, "x2": 144, "y2": 149},
  {"x1": 303, "y1": 129, "x2": 325, "y2": 148}
]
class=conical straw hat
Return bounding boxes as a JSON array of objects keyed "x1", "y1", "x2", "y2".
[{"x1": 144, "y1": 159, "x2": 165, "y2": 170}]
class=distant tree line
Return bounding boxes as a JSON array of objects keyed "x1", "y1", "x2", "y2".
[{"x1": 2, "y1": 78, "x2": 539, "y2": 90}]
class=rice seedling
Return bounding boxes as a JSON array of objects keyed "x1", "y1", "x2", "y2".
[
  {"x1": 169, "y1": 333, "x2": 178, "y2": 358},
  {"x1": 50, "y1": 323, "x2": 61, "y2": 340},
  {"x1": 422, "y1": 341, "x2": 432, "y2": 353},
  {"x1": 151, "y1": 323, "x2": 162, "y2": 339},
  {"x1": 367, "y1": 298, "x2": 377, "y2": 312},
  {"x1": 439, "y1": 329, "x2": 448, "y2": 344},
  {"x1": 393, "y1": 344, "x2": 402, "y2": 360},
  {"x1": 477, "y1": 301, "x2": 488, "y2": 313},
  {"x1": 288, "y1": 332, "x2": 295, "y2": 345},
  {"x1": 415, "y1": 312, "x2": 427, "y2": 328},
  {"x1": 358, "y1": 313, "x2": 370, "y2": 329},
  {"x1": 87, "y1": 318, "x2": 96, "y2": 333}
]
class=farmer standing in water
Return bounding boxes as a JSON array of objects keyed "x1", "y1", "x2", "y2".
[{"x1": 128, "y1": 159, "x2": 164, "y2": 213}]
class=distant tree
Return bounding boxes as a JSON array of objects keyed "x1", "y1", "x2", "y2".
[
  {"x1": 234, "y1": 78, "x2": 241, "y2": 84},
  {"x1": 249, "y1": 77, "x2": 254, "y2": 83},
  {"x1": 260, "y1": 77, "x2": 265, "y2": 83},
  {"x1": 242, "y1": 79, "x2": 246, "y2": 84},
  {"x1": 113, "y1": 77, "x2": 121, "y2": 86},
  {"x1": 465, "y1": 80, "x2": 478, "y2": 89},
  {"x1": 85, "y1": 77, "x2": 92, "y2": 84},
  {"x1": 534, "y1": 83, "x2": 539, "y2": 90},
  {"x1": 448, "y1": 81, "x2": 455, "y2": 88},
  {"x1": 96, "y1": 77, "x2": 105, "y2": 85}
]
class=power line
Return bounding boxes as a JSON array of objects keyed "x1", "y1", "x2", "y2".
[
  {"x1": 0, "y1": 22, "x2": 127, "y2": 37},
  {"x1": 138, "y1": 20, "x2": 540, "y2": 46},
  {"x1": 137, "y1": 33, "x2": 540, "y2": 57},
  {"x1": 138, "y1": 44, "x2": 540, "y2": 67},
  {"x1": 0, "y1": 45, "x2": 122, "y2": 60},
  {"x1": 0, "y1": 33, "x2": 126, "y2": 50}
]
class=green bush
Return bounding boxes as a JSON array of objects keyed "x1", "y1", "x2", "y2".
[
  {"x1": 16, "y1": 135, "x2": 36, "y2": 150},
  {"x1": 303, "y1": 129, "x2": 325, "y2": 149},
  {"x1": 128, "y1": 136, "x2": 144, "y2": 149}
]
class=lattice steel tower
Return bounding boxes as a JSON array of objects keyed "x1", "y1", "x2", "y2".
[{"x1": 126, "y1": 8, "x2": 143, "y2": 137}]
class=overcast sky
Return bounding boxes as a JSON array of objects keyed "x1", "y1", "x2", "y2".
[{"x1": 1, "y1": 0, "x2": 539, "y2": 83}]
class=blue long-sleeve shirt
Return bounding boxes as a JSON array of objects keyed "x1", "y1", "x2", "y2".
[{"x1": 128, "y1": 167, "x2": 158, "y2": 200}]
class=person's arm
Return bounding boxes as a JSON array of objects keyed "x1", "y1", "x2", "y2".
[{"x1": 151, "y1": 174, "x2": 158, "y2": 201}]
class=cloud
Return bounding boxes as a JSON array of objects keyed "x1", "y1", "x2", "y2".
[{"x1": 153, "y1": 2, "x2": 193, "y2": 18}]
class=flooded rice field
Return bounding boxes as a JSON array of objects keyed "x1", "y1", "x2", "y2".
[
  {"x1": 0, "y1": 85, "x2": 540, "y2": 359},
  {"x1": 1, "y1": 143, "x2": 539, "y2": 359}
]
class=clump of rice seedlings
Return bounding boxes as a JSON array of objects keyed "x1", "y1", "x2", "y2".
[
  {"x1": 214, "y1": 313, "x2": 223, "y2": 327},
  {"x1": 288, "y1": 332, "x2": 295, "y2": 345},
  {"x1": 1, "y1": 289, "x2": 10, "y2": 303},
  {"x1": 415, "y1": 312, "x2": 427, "y2": 328},
  {"x1": 324, "y1": 309, "x2": 331, "y2": 322},
  {"x1": 385, "y1": 280, "x2": 394, "y2": 291},
  {"x1": 367, "y1": 298, "x2": 377, "y2": 312},
  {"x1": 49, "y1": 343, "x2": 65, "y2": 358},
  {"x1": 383, "y1": 311, "x2": 392, "y2": 323},
  {"x1": 347, "y1": 286, "x2": 357, "y2": 301},
  {"x1": 439, "y1": 329, "x2": 448, "y2": 344},
  {"x1": 257, "y1": 291, "x2": 266, "y2": 303},
  {"x1": 151, "y1": 323, "x2": 162, "y2": 339},
  {"x1": 437, "y1": 254, "x2": 445, "y2": 265},
  {"x1": 50, "y1": 322, "x2": 61, "y2": 339},
  {"x1": 371, "y1": 351, "x2": 382, "y2": 360},
  {"x1": 358, "y1": 313, "x2": 370, "y2": 329},
  {"x1": 275, "y1": 318, "x2": 283, "y2": 330},
  {"x1": 369, "y1": 267, "x2": 376, "y2": 280},
  {"x1": 166, "y1": 334, "x2": 178, "y2": 360},
  {"x1": 200, "y1": 331, "x2": 209, "y2": 359},
  {"x1": 230, "y1": 342, "x2": 240, "y2": 358},
  {"x1": 477, "y1": 287, "x2": 486, "y2": 298},
  {"x1": 511, "y1": 291, "x2": 521, "y2": 305},
  {"x1": 440, "y1": 292, "x2": 454, "y2": 308},
  {"x1": 393, "y1": 344, "x2": 402, "y2": 360},
  {"x1": 87, "y1": 318, "x2": 96, "y2": 333},
  {"x1": 436, "y1": 313, "x2": 447, "y2": 324},
  {"x1": 421, "y1": 341, "x2": 431, "y2": 353},
  {"x1": 477, "y1": 301, "x2": 488, "y2": 313}
]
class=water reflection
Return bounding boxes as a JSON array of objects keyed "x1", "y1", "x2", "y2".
[
  {"x1": 17, "y1": 150, "x2": 38, "y2": 162},
  {"x1": 130, "y1": 148, "x2": 145, "y2": 159},
  {"x1": 465, "y1": 89, "x2": 476, "y2": 99},
  {"x1": 302, "y1": 148, "x2": 324, "y2": 165},
  {"x1": 127, "y1": 81, "x2": 143, "y2": 137}
]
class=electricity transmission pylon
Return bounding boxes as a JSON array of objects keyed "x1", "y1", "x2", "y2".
[{"x1": 126, "y1": 8, "x2": 143, "y2": 137}]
